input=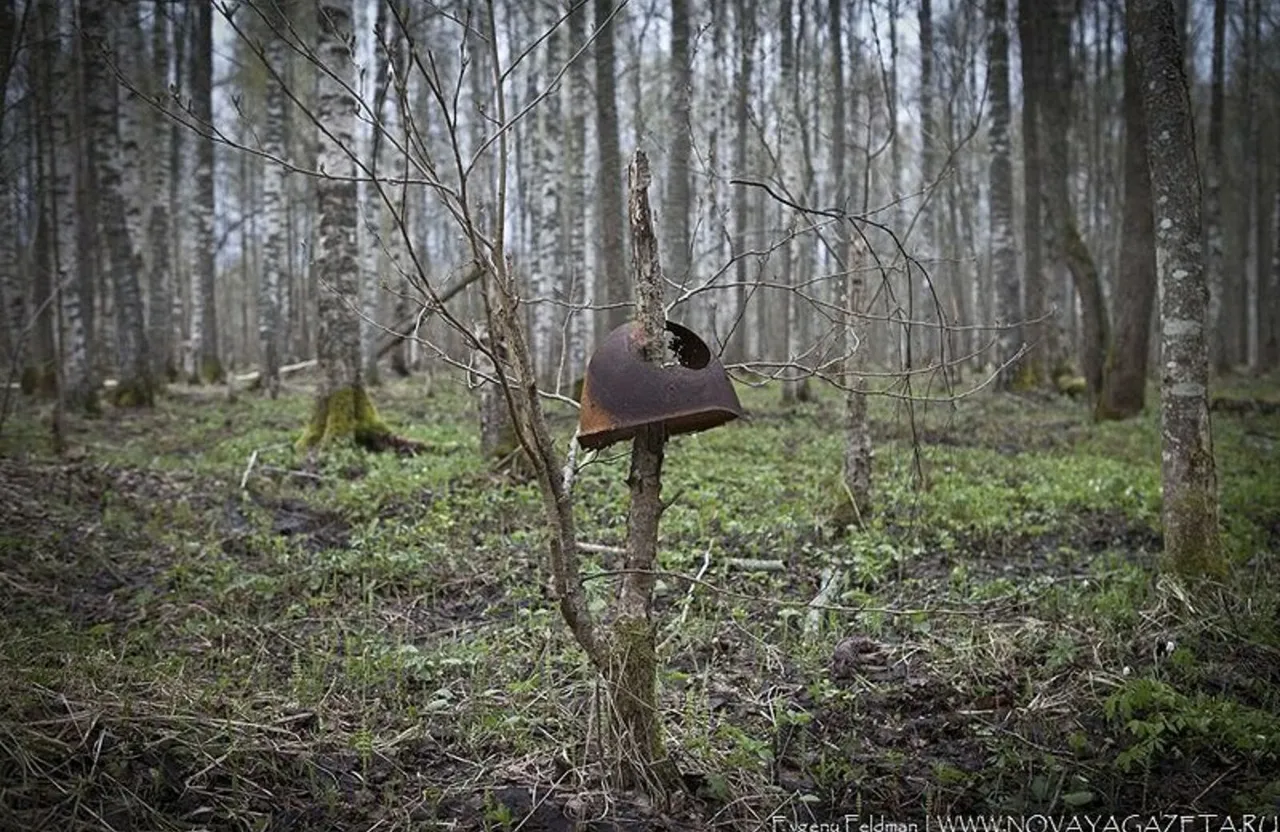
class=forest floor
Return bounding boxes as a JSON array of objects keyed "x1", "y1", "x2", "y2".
[{"x1": 1, "y1": 370, "x2": 1279, "y2": 831}]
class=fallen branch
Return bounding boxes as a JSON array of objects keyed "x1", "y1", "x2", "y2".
[
  {"x1": 376, "y1": 261, "x2": 485, "y2": 359},
  {"x1": 805, "y1": 566, "x2": 846, "y2": 638},
  {"x1": 726, "y1": 558, "x2": 786, "y2": 572}
]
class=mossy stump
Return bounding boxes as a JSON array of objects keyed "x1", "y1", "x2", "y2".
[
  {"x1": 110, "y1": 378, "x2": 156, "y2": 408},
  {"x1": 298, "y1": 385, "x2": 393, "y2": 451}
]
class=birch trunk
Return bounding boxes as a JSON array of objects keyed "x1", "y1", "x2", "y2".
[
  {"x1": 83, "y1": 0, "x2": 152, "y2": 407},
  {"x1": 299, "y1": 0, "x2": 390, "y2": 449},
  {"x1": 832, "y1": 0, "x2": 870, "y2": 521},
  {"x1": 663, "y1": 0, "x2": 692, "y2": 300},
  {"x1": 593, "y1": 0, "x2": 629, "y2": 342},
  {"x1": 191, "y1": 1, "x2": 221, "y2": 383},
  {"x1": 1127, "y1": 0, "x2": 1221, "y2": 576},
  {"x1": 50, "y1": 1, "x2": 94, "y2": 413},
  {"x1": 258, "y1": 0, "x2": 289, "y2": 398},
  {"x1": 988, "y1": 0, "x2": 1019, "y2": 390},
  {"x1": 533, "y1": 2, "x2": 561, "y2": 388},
  {"x1": 147, "y1": 5, "x2": 173, "y2": 383},
  {"x1": 728, "y1": 0, "x2": 755, "y2": 365},
  {"x1": 564, "y1": 0, "x2": 589, "y2": 386}
]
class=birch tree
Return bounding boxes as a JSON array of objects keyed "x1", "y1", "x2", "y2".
[
  {"x1": 257, "y1": 0, "x2": 290, "y2": 398},
  {"x1": 1127, "y1": 0, "x2": 1222, "y2": 576},
  {"x1": 48, "y1": 0, "x2": 93, "y2": 413},
  {"x1": 593, "y1": 0, "x2": 628, "y2": 342},
  {"x1": 833, "y1": 0, "x2": 871, "y2": 521},
  {"x1": 663, "y1": 0, "x2": 692, "y2": 304},
  {"x1": 83, "y1": 0, "x2": 152, "y2": 406},
  {"x1": 987, "y1": 0, "x2": 1019, "y2": 390},
  {"x1": 147, "y1": 4, "x2": 174, "y2": 383},
  {"x1": 298, "y1": 0, "x2": 392, "y2": 449},
  {"x1": 191, "y1": 0, "x2": 222, "y2": 383}
]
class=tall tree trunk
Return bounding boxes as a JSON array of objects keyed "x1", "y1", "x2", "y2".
[
  {"x1": 533, "y1": 2, "x2": 562, "y2": 388},
  {"x1": 299, "y1": 0, "x2": 390, "y2": 449},
  {"x1": 728, "y1": 0, "x2": 755, "y2": 365},
  {"x1": 593, "y1": 0, "x2": 628, "y2": 342},
  {"x1": 0, "y1": 0, "x2": 23, "y2": 392},
  {"x1": 359, "y1": 0, "x2": 395, "y2": 387},
  {"x1": 915, "y1": 0, "x2": 937, "y2": 367},
  {"x1": 170, "y1": 2, "x2": 188, "y2": 379},
  {"x1": 50, "y1": 0, "x2": 94, "y2": 413},
  {"x1": 563, "y1": 0, "x2": 589, "y2": 385},
  {"x1": 1205, "y1": 0, "x2": 1228, "y2": 372},
  {"x1": 832, "y1": 0, "x2": 870, "y2": 522},
  {"x1": 1097, "y1": 35, "x2": 1157, "y2": 420},
  {"x1": 1241, "y1": 0, "x2": 1260, "y2": 369},
  {"x1": 147, "y1": 4, "x2": 173, "y2": 383},
  {"x1": 988, "y1": 0, "x2": 1019, "y2": 389},
  {"x1": 779, "y1": 0, "x2": 798, "y2": 403},
  {"x1": 1040, "y1": 0, "x2": 1109, "y2": 402},
  {"x1": 28, "y1": 0, "x2": 57, "y2": 397},
  {"x1": 258, "y1": 0, "x2": 289, "y2": 398},
  {"x1": 1127, "y1": 0, "x2": 1221, "y2": 577},
  {"x1": 83, "y1": 0, "x2": 152, "y2": 407},
  {"x1": 191, "y1": 1, "x2": 221, "y2": 383},
  {"x1": 663, "y1": 0, "x2": 692, "y2": 298},
  {"x1": 1017, "y1": 0, "x2": 1047, "y2": 386}
]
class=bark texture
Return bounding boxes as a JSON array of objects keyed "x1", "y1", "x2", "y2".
[
  {"x1": 191, "y1": 0, "x2": 221, "y2": 383},
  {"x1": 612, "y1": 150, "x2": 675, "y2": 792},
  {"x1": 662, "y1": 0, "x2": 692, "y2": 297},
  {"x1": 593, "y1": 0, "x2": 629, "y2": 341},
  {"x1": 987, "y1": 0, "x2": 1019, "y2": 389},
  {"x1": 1017, "y1": 0, "x2": 1047, "y2": 386},
  {"x1": 1097, "y1": 38, "x2": 1157, "y2": 420},
  {"x1": 299, "y1": 0, "x2": 388, "y2": 449},
  {"x1": 83, "y1": 0, "x2": 152, "y2": 407},
  {"x1": 1127, "y1": 0, "x2": 1221, "y2": 576},
  {"x1": 1205, "y1": 0, "x2": 1227, "y2": 372},
  {"x1": 51, "y1": 1, "x2": 93, "y2": 413},
  {"x1": 258, "y1": 0, "x2": 289, "y2": 398},
  {"x1": 1040, "y1": 0, "x2": 1109, "y2": 401},
  {"x1": 829, "y1": 0, "x2": 870, "y2": 522},
  {"x1": 147, "y1": 5, "x2": 174, "y2": 383}
]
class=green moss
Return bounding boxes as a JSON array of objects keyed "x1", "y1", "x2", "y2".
[
  {"x1": 297, "y1": 384, "x2": 391, "y2": 450},
  {"x1": 111, "y1": 378, "x2": 156, "y2": 409},
  {"x1": 1056, "y1": 374, "x2": 1088, "y2": 398},
  {"x1": 200, "y1": 355, "x2": 225, "y2": 385},
  {"x1": 1010, "y1": 361, "x2": 1044, "y2": 392},
  {"x1": 1163, "y1": 487, "x2": 1226, "y2": 579}
]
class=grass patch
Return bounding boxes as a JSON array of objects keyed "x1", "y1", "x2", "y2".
[{"x1": 1, "y1": 372, "x2": 1278, "y2": 828}]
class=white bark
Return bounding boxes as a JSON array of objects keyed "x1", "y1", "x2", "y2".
[
  {"x1": 314, "y1": 0, "x2": 362, "y2": 395},
  {"x1": 50, "y1": 2, "x2": 91, "y2": 411},
  {"x1": 259, "y1": 0, "x2": 289, "y2": 398},
  {"x1": 532, "y1": 2, "x2": 561, "y2": 389},
  {"x1": 84, "y1": 0, "x2": 151, "y2": 403}
]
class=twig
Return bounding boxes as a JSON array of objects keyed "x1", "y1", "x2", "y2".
[
  {"x1": 658, "y1": 544, "x2": 713, "y2": 653},
  {"x1": 805, "y1": 567, "x2": 846, "y2": 638},
  {"x1": 239, "y1": 449, "x2": 260, "y2": 490}
]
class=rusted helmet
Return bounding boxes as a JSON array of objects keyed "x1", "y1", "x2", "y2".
[{"x1": 577, "y1": 321, "x2": 744, "y2": 450}]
